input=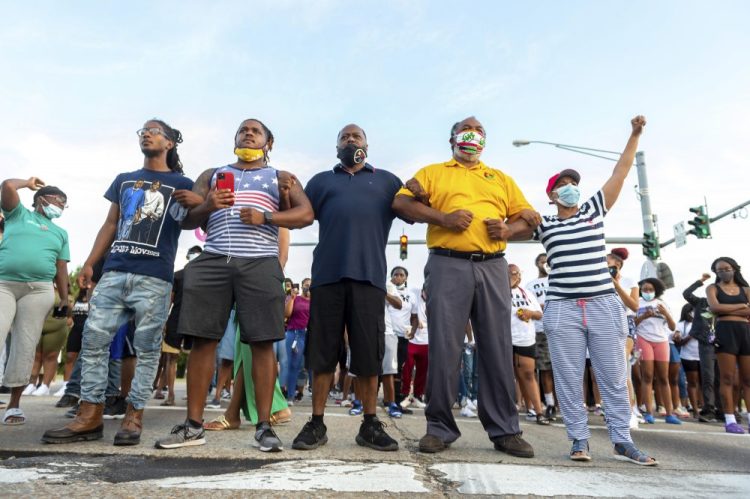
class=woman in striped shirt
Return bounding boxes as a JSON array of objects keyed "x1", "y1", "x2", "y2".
[{"x1": 521, "y1": 116, "x2": 656, "y2": 466}]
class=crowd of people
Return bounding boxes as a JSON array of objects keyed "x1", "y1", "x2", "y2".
[{"x1": 2, "y1": 114, "x2": 749, "y2": 467}]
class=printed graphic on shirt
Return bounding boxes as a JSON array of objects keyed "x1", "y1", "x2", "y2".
[{"x1": 114, "y1": 179, "x2": 172, "y2": 250}]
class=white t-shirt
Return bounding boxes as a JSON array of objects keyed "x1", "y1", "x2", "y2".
[
  {"x1": 618, "y1": 276, "x2": 638, "y2": 317},
  {"x1": 636, "y1": 298, "x2": 672, "y2": 343},
  {"x1": 387, "y1": 284, "x2": 416, "y2": 338},
  {"x1": 510, "y1": 287, "x2": 541, "y2": 347},
  {"x1": 410, "y1": 292, "x2": 428, "y2": 345},
  {"x1": 525, "y1": 276, "x2": 548, "y2": 333},
  {"x1": 677, "y1": 320, "x2": 700, "y2": 361},
  {"x1": 384, "y1": 282, "x2": 397, "y2": 336}
]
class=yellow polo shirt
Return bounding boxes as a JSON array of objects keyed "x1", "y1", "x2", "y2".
[{"x1": 396, "y1": 159, "x2": 533, "y2": 253}]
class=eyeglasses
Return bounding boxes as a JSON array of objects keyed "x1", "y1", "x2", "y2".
[
  {"x1": 136, "y1": 127, "x2": 167, "y2": 138},
  {"x1": 510, "y1": 271, "x2": 521, "y2": 276}
]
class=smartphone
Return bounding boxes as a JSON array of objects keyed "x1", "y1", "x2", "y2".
[
  {"x1": 608, "y1": 266, "x2": 618, "y2": 277},
  {"x1": 216, "y1": 172, "x2": 235, "y2": 206}
]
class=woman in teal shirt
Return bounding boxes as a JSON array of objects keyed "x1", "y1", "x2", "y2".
[{"x1": 0, "y1": 176, "x2": 70, "y2": 425}]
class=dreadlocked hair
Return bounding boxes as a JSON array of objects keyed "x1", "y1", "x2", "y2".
[
  {"x1": 711, "y1": 256, "x2": 750, "y2": 287},
  {"x1": 151, "y1": 118, "x2": 184, "y2": 174}
]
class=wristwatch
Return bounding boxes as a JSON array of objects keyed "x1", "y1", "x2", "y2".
[{"x1": 263, "y1": 211, "x2": 273, "y2": 225}]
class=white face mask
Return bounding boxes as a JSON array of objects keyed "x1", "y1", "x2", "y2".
[
  {"x1": 642, "y1": 292, "x2": 656, "y2": 301},
  {"x1": 43, "y1": 204, "x2": 63, "y2": 219},
  {"x1": 187, "y1": 253, "x2": 200, "y2": 261}
]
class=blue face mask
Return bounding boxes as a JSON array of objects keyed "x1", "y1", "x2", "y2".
[
  {"x1": 42, "y1": 204, "x2": 63, "y2": 219},
  {"x1": 554, "y1": 184, "x2": 580, "y2": 207},
  {"x1": 642, "y1": 292, "x2": 656, "y2": 301}
]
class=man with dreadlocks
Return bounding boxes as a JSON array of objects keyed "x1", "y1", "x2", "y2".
[
  {"x1": 43, "y1": 119, "x2": 198, "y2": 446},
  {"x1": 155, "y1": 118, "x2": 313, "y2": 453}
]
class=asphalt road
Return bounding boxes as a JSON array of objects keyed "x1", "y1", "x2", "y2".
[{"x1": 1, "y1": 382, "x2": 749, "y2": 497}]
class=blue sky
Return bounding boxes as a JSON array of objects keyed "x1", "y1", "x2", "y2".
[{"x1": 1, "y1": 1, "x2": 749, "y2": 305}]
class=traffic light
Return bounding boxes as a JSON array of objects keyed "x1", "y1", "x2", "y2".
[
  {"x1": 687, "y1": 205, "x2": 711, "y2": 239},
  {"x1": 642, "y1": 232, "x2": 660, "y2": 260},
  {"x1": 399, "y1": 235, "x2": 408, "y2": 260}
]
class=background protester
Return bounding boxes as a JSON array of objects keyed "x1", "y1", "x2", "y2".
[
  {"x1": 675, "y1": 304, "x2": 702, "y2": 418},
  {"x1": 401, "y1": 286, "x2": 429, "y2": 410},
  {"x1": 635, "y1": 277, "x2": 681, "y2": 425},
  {"x1": 706, "y1": 257, "x2": 750, "y2": 434},
  {"x1": 57, "y1": 289, "x2": 90, "y2": 398},
  {"x1": 683, "y1": 273, "x2": 721, "y2": 422},
  {"x1": 387, "y1": 266, "x2": 416, "y2": 414},
  {"x1": 284, "y1": 278, "x2": 311, "y2": 405},
  {"x1": 607, "y1": 248, "x2": 641, "y2": 428},
  {"x1": 508, "y1": 264, "x2": 549, "y2": 425},
  {"x1": 0, "y1": 177, "x2": 70, "y2": 426},
  {"x1": 25, "y1": 290, "x2": 70, "y2": 397},
  {"x1": 525, "y1": 253, "x2": 555, "y2": 421}
]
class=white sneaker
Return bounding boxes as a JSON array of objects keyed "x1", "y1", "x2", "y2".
[
  {"x1": 399, "y1": 397, "x2": 412, "y2": 409},
  {"x1": 340, "y1": 399, "x2": 352, "y2": 408},
  {"x1": 32, "y1": 384, "x2": 50, "y2": 396},
  {"x1": 411, "y1": 397, "x2": 426, "y2": 409},
  {"x1": 471, "y1": 399, "x2": 478, "y2": 410},
  {"x1": 460, "y1": 406, "x2": 477, "y2": 418},
  {"x1": 466, "y1": 399, "x2": 477, "y2": 412},
  {"x1": 629, "y1": 412, "x2": 640, "y2": 430},
  {"x1": 674, "y1": 406, "x2": 690, "y2": 418},
  {"x1": 525, "y1": 409, "x2": 538, "y2": 421},
  {"x1": 22, "y1": 383, "x2": 36, "y2": 396},
  {"x1": 53, "y1": 382, "x2": 68, "y2": 397}
]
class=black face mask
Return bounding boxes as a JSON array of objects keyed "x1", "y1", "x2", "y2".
[{"x1": 337, "y1": 143, "x2": 367, "y2": 168}]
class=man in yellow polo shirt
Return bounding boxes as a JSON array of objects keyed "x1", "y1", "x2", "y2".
[{"x1": 392, "y1": 116, "x2": 539, "y2": 457}]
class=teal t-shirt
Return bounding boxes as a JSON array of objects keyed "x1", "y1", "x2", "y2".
[{"x1": 0, "y1": 204, "x2": 70, "y2": 282}]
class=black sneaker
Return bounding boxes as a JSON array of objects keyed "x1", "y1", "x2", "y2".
[
  {"x1": 544, "y1": 405, "x2": 556, "y2": 422},
  {"x1": 355, "y1": 417, "x2": 398, "y2": 451},
  {"x1": 155, "y1": 422, "x2": 206, "y2": 449},
  {"x1": 292, "y1": 419, "x2": 328, "y2": 450},
  {"x1": 55, "y1": 394, "x2": 79, "y2": 408},
  {"x1": 698, "y1": 409, "x2": 717, "y2": 423},
  {"x1": 253, "y1": 422, "x2": 283, "y2": 452},
  {"x1": 102, "y1": 396, "x2": 127, "y2": 420}
]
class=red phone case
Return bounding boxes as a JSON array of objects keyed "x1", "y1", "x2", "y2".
[{"x1": 216, "y1": 172, "x2": 235, "y2": 206}]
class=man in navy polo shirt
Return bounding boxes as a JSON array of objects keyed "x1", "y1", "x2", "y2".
[{"x1": 293, "y1": 124, "x2": 403, "y2": 452}]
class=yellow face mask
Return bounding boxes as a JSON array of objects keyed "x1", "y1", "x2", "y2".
[{"x1": 234, "y1": 147, "x2": 265, "y2": 163}]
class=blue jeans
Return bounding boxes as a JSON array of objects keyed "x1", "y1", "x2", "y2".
[
  {"x1": 462, "y1": 346, "x2": 478, "y2": 400},
  {"x1": 273, "y1": 339, "x2": 288, "y2": 393},
  {"x1": 80, "y1": 272, "x2": 171, "y2": 410},
  {"x1": 285, "y1": 329, "x2": 307, "y2": 398},
  {"x1": 66, "y1": 345, "x2": 124, "y2": 399}
]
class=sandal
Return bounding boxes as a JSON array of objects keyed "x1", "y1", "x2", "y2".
[
  {"x1": 613, "y1": 443, "x2": 658, "y2": 466},
  {"x1": 2, "y1": 407, "x2": 26, "y2": 426},
  {"x1": 270, "y1": 408, "x2": 292, "y2": 426},
  {"x1": 536, "y1": 414, "x2": 550, "y2": 426},
  {"x1": 204, "y1": 414, "x2": 240, "y2": 431},
  {"x1": 570, "y1": 439, "x2": 591, "y2": 461},
  {"x1": 160, "y1": 398, "x2": 175, "y2": 406}
]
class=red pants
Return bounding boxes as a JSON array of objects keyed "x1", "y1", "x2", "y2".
[{"x1": 401, "y1": 342, "x2": 429, "y2": 398}]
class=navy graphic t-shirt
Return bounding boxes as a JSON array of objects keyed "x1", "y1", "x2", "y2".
[{"x1": 103, "y1": 168, "x2": 194, "y2": 283}]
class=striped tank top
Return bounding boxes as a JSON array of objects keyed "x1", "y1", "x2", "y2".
[{"x1": 204, "y1": 165, "x2": 280, "y2": 258}]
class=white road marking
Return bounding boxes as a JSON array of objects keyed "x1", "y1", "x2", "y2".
[
  {"x1": 432, "y1": 463, "x2": 750, "y2": 497},
  {"x1": 0, "y1": 468, "x2": 64, "y2": 483},
  {"x1": 140, "y1": 459, "x2": 428, "y2": 492}
]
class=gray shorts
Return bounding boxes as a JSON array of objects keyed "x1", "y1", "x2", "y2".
[
  {"x1": 179, "y1": 252, "x2": 285, "y2": 344},
  {"x1": 382, "y1": 334, "x2": 398, "y2": 375},
  {"x1": 535, "y1": 331, "x2": 552, "y2": 371}
]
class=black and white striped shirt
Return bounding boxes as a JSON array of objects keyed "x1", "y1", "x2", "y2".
[{"x1": 534, "y1": 190, "x2": 615, "y2": 300}]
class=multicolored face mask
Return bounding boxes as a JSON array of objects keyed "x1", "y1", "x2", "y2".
[
  {"x1": 454, "y1": 130, "x2": 486, "y2": 156},
  {"x1": 234, "y1": 147, "x2": 266, "y2": 163}
]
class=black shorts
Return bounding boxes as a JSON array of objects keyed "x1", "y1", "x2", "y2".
[
  {"x1": 714, "y1": 321, "x2": 750, "y2": 356},
  {"x1": 681, "y1": 359, "x2": 700, "y2": 372},
  {"x1": 513, "y1": 344, "x2": 536, "y2": 359},
  {"x1": 178, "y1": 252, "x2": 285, "y2": 344},
  {"x1": 66, "y1": 325, "x2": 84, "y2": 354},
  {"x1": 307, "y1": 280, "x2": 385, "y2": 377}
]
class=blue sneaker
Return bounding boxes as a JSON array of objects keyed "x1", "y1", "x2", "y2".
[
  {"x1": 349, "y1": 400, "x2": 363, "y2": 416},
  {"x1": 387, "y1": 402, "x2": 402, "y2": 418},
  {"x1": 643, "y1": 413, "x2": 655, "y2": 424},
  {"x1": 664, "y1": 414, "x2": 682, "y2": 425}
]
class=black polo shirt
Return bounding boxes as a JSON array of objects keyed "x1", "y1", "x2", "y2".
[{"x1": 305, "y1": 163, "x2": 403, "y2": 291}]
